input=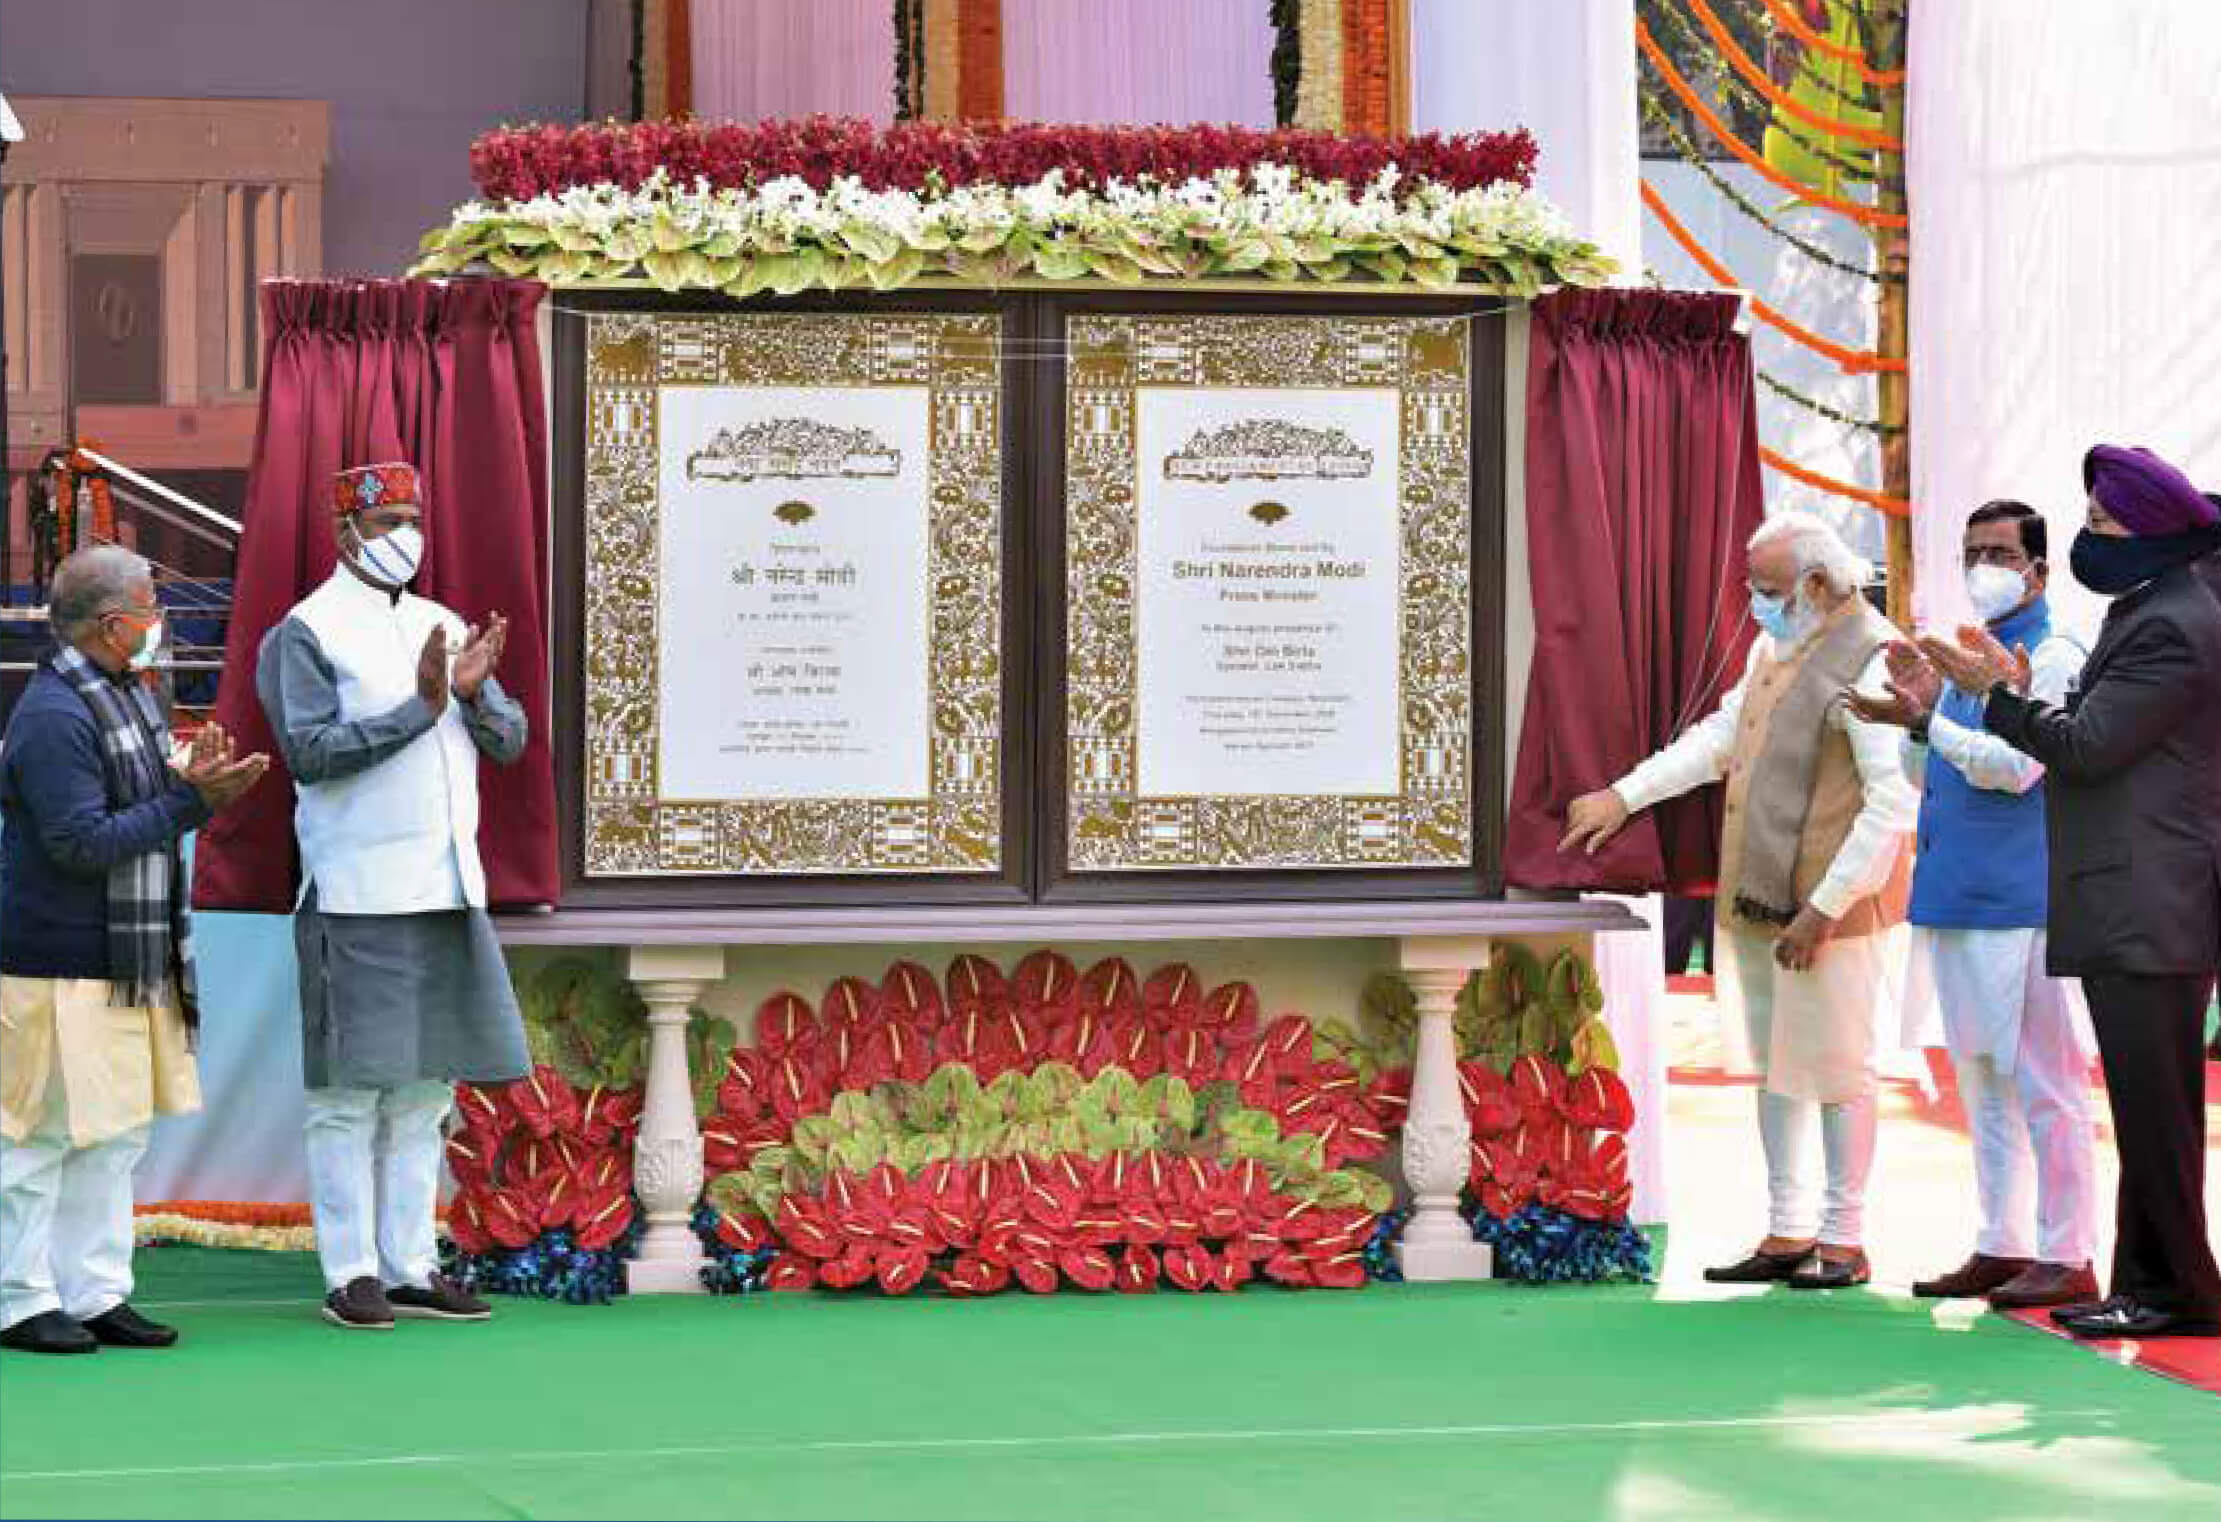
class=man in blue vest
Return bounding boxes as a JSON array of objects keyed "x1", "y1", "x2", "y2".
[{"x1": 1851, "y1": 501, "x2": 2099, "y2": 1309}]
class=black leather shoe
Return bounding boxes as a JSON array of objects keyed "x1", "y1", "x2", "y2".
[
  {"x1": 0, "y1": 1310, "x2": 97, "y2": 1355},
  {"x1": 82, "y1": 1303, "x2": 178, "y2": 1348},
  {"x1": 1703, "y1": 1246, "x2": 1816, "y2": 1284},
  {"x1": 387, "y1": 1272, "x2": 491, "y2": 1322},
  {"x1": 2056, "y1": 1297, "x2": 2221, "y2": 1340},
  {"x1": 322, "y1": 1276, "x2": 396, "y2": 1331},
  {"x1": 1788, "y1": 1249, "x2": 1871, "y2": 1290}
]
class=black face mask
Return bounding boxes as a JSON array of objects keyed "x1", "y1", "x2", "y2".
[{"x1": 2069, "y1": 525, "x2": 2221, "y2": 596}]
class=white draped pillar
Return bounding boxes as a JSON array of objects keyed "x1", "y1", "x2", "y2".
[
  {"x1": 1909, "y1": 0, "x2": 2221, "y2": 639},
  {"x1": 1408, "y1": 0, "x2": 1640, "y2": 276}
]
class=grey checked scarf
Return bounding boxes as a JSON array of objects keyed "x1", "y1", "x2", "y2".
[{"x1": 49, "y1": 645, "x2": 199, "y2": 1028}]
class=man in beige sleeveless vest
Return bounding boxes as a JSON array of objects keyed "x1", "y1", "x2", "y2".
[{"x1": 1563, "y1": 512, "x2": 1917, "y2": 1289}]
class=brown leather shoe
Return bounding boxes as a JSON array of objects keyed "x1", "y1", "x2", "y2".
[
  {"x1": 1987, "y1": 1261, "x2": 2101, "y2": 1310},
  {"x1": 1912, "y1": 1253, "x2": 2033, "y2": 1299}
]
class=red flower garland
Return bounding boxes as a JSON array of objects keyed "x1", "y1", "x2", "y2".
[{"x1": 469, "y1": 117, "x2": 1538, "y2": 205}]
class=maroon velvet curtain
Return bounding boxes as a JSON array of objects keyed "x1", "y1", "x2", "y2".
[
  {"x1": 1504, "y1": 288, "x2": 1765, "y2": 893},
  {"x1": 192, "y1": 279, "x2": 557, "y2": 912}
]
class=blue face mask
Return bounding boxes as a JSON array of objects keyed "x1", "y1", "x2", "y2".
[{"x1": 1750, "y1": 587, "x2": 1797, "y2": 640}]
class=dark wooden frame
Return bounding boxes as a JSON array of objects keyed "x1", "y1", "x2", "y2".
[
  {"x1": 544, "y1": 287, "x2": 1505, "y2": 911},
  {"x1": 1033, "y1": 290, "x2": 1506, "y2": 905},
  {"x1": 548, "y1": 287, "x2": 1038, "y2": 910}
]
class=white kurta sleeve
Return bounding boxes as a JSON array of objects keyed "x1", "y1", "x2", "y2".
[
  {"x1": 1922, "y1": 634, "x2": 2081, "y2": 796},
  {"x1": 1610, "y1": 643, "x2": 1761, "y2": 813},
  {"x1": 1806, "y1": 647, "x2": 1921, "y2": 920}
]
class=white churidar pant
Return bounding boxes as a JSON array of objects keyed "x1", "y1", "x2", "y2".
[
  {"x1": 303, "y1": 1080, "x2": 453, "y2": 1292},
  {"x1": 0, "y1": 1061, "x2": 148, "y2": 1328},
  {"x1": 1921, "y1": 927, "x2": 2098, "y2": 1265}
]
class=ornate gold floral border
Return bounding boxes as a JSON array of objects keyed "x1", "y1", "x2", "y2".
[
  {"x1": 1065, "y1": 314, "x2": 1471, "y2": 871},
  {"x1": 581, "y1": 311, "x2": 1002, "y2": 875}
]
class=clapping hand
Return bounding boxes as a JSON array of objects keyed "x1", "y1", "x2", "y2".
[
  {"x1": 1915, "y1": 625, "x2": 2031, "y2": 699},
  {"x1": 177, "y1": 722, "x2": 269, "y2": 812},
  {"x1": 451, "y1": 613, "x2": 508, "y2": 703},
  {"x1": 1844, "y1": 640, "x2": 1944, "y2": 730}
]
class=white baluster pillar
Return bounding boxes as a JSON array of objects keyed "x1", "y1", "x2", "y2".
[
  {"x1": 1395, "y1": 936, "x2": 1494, "y2": 1281},
  {"x1": 625, "y1": 944, "x2": 725, "y2": 1294}
]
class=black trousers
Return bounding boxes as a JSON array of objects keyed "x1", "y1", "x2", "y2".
[
  {"x1": 1662, "y1": 896, "x2": 1715, "y2": 976},
  {"x1": 2083, "y1": 972, "x2": 2221, "y2": 1319}
]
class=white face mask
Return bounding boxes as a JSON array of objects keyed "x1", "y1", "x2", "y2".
[
  {"x1": 1965, "y1": 562, "x2": 2029, "y2": 624},
  {"x1": 352, "y1": 523, "x2": 424, "y2": 588},
  {"x1": 125, "y1": 617, "x2": 164, "y2": 672}
]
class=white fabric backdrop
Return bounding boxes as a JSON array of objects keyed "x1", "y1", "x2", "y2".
[
  {"x1": 691, "y1": 0, "x2": 894, "y2": 125},
  {"x1": 1409, "y1": 0, "x2": 1640, "y2": 275},
  {"x1": 1003, "y1": 0, "x2": 1276, "y2": 126},
  {"x1": 1908, "y1": 0, "x2": 2221, "y2": 638}
]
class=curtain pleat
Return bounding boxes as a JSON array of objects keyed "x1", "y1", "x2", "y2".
[{"x1": 192, "y1": 278, "x2": 558, "y2": 913}]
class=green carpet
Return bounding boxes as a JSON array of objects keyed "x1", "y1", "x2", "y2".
[{"x1": 2, "y1": 1246, "x2": 2217, "y2": 1522}]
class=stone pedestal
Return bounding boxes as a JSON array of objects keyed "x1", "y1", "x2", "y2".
[
  {"x1": 624, "y1": 944, "x2": 724, "y2": 1294},
  {"x1": 1394, "y1": 936, "x2": 1494, "y2": 1282}
]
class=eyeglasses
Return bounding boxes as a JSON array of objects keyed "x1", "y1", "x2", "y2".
[{"x1": 1961, "y1": 546, "x2": 2030, "y2": 569}]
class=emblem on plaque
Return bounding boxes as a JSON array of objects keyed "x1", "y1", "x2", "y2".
[
  {"x1": 1164, "y1": 419, "x2": 1374, "y2": 483},
  {"x1": 686, "y1": 418, "x2": 903, "y2": 483}
]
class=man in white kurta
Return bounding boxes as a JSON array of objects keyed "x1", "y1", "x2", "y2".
[
  {"x1": 1564, "y1": 512, "x2": 1918, "y2": 1289},
  {"x1": 1854, "y1": 502, "x2": 2098, "y2": 1309}
]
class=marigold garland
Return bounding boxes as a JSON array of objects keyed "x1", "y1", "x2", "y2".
[
  {"x1": 138, "y1": 1200, "x2": 313, "y2": 1227},
  {"x1": 1761, "y1": 0, "x2": 1906, "y2": 86},
  {"x1": 1648, "y1": 0, "x2": 1876, "y2": 186},
  {"x1": 1641, "y1": 90, "x2": 1893, "y2": 286},
  {"x1": 1760, "y1": 445, "x2": 1910, "y2": 516},
  {"x1": 1685, "y1": 0, "x2": 1898, "y2": 150},
  {"x1": 1639, "y1": 181, "x2": 1901, "y2": 375},
  {"x1": 1637, "y1": 20, "x2": 1905, "y2": 228},
  {"x1": 135, "y1": 1214, "x2": 318, "y2": 1253}
]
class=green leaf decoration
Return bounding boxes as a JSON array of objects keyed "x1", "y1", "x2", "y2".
[
  {"x1": 1087, "y1": 1067, "x2": 1142, "y2": 1119},
  {"x1": 789, "y1": 1115, "x2": 839, "y2": 1165},
  {"x1": 705, "y1": 1173, "x2": 754, "y2": 1218},
  {"x1": 684, "y1": 1011, "x2": 735, "y2": 1118},
  {"x1": 1142, "y1": 1074, "x2": 1197, "y2": 1134},
  {"x1": 1569, "y1": 1014, "x2": 1622, "y2": 1075}
]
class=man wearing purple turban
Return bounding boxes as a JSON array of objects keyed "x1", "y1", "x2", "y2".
[{"x1": 1919, "y1": 444, "x2": 2221, "y2": 1340}]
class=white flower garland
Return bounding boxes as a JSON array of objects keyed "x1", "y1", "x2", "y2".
[{"x1": 414, "y1": 168, "x2": 1615, "y2": 296}]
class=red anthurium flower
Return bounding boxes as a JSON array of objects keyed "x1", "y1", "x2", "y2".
[
  {"x1": 485, "y1": 1187, "x2": 540, "y2": 1250},
  {"x1": 878, "y1": 959, "x2": 946, "y2": 1033},
  {"x1": 1262, "y1": 1013, "x2": 1313, "y2": 1068},
  {"x1": 755, "y1": 992, "x2": 819, "y2": 1060},
  {"x1": 1162, "y1": 1243, "x2": 1211, "y2": 1292},
  {"x1": 864, "y1": 1162, "x2": 906, "y2": 1214},
  {"x1": 446, "y1": 1190, "x2": 496, "y2": 1255},
  {"x1": 1060, "y1": 1245, "x2": 1117, "y2": 1291},
  {"x1": 576, "y1": 1148, "x2": 629, "y2": 1199},
  {"x1": 715, "y1": 1209, "x2": 773, "y2": 1252},
  {"x1": 508, "y1": 1062, "x2": 581, "y2": 1133},
  {"x1": 572, "y1": 1083, "x2": 626, "y2": 1144},
  {"x1": 1107, "y1": 1017, "x2": 1163, "y2": 1078},
  {"x1": 821, "y1": 975, "x2": 882, "y2": 1036},
  {"x1": 941, "y1": 1254, "x2": 1010, "y2": 1296},
  {"x1": 1200, "y1": 981, "x2": 1261, "y2": 1042},
  {"x1": 1143, "y1": 963, "x2": 1205, "y2": 1027},
  {"x1": 575, "y1": 1189, "x2": 634, "y2": 1249},
  {"x1": 529, "y1": 1162, "x2": 581, "y2": 1232},
  {"x1": 1116, "y1": 1244, "x2": 1161, "y2": 1293},
  {"x1": 763, "y1": 1256, "x2": 819, "y2": 1292},
  {"x1": 1459, "y1": 1061, "x2": 1523, "y2": 1139},
  {"x1": 1367, "y1": 1066, "x2": 1412, "y2": 1130},
  {"x1": 1014, "y1": 950, "x2": 1081, "y2": 1025},
  {"x1": 1306, "y1": 1249, "x2": 1369, "y2": 1290},
  {"x1": 840, "y1": 1019, "x2": 898, "y2": 1091},
  {"x1": 1077, "y1": 957, "x2": 1143, "y2": 1021},
  {"x1": 820, "y1": 1248, "x2": 879, "y2": 1290},
  {"x1": 1264, "y1": 1249, "x2": 1315, "y2": 1286},
  {"x1": 700, "y1": 1117, "x2": 746, "y2": 1173},
  {"x1": 771, "y1": 1051, "x2": 830, "y2": 1126},
  {"x1": 1510, "y1": 1052, "x2": 1568, "y2": 1118},
  {"x1": 944, "y1": 953, "x2": 1009, "y2": 1016},
  {"x1": 1560, "y1": 1066, "x2": 1636, "y2": 1134},
  {"x1": 445, "y1": 1132, "x2": 496, "y2": 1190},
  {"x1": 997, "y1": 1008, "x2": 1048, "y2": 1070},
  {"x1": 861, "y1": 1018, "x2": 933, "y2": 1085},
  {"x1": 1468, "y1": 1138, "x2": 1493, "y2": 1191},
  {"x1": 1163, "y1": 1026, "x2": 1219, "y2": 1087},
  {"x1": 1276, "y1": 1199, "x2": 1328, "y2": 1242},
  {"x1": 1012, "y1": 1254, "x2": 1061, "y2": 1294},
  {"x1": 600, "y1": 1087, "x2": 644, "y2": 1142},
  {"x1": 1048, "y1": 1007, "x2": 1113, "y2": 1072},
  {"x1": 877, "y1": 1248, "x2": 932, "y2": 1295},
  {"x1": 453, "y1": 1083, "x2": 509, "y2": 1142},
  {"x1": 776, "y1": 1195, "x2": 842, "y2": 1260},
  {"x1": 943, "y1": 1006, "x2": 993, "y2": 1071},
  {"x1": 1589, "y1": 1132, "x2": 1631, "y2": 1194}
]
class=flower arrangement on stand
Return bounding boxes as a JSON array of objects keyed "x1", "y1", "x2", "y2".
[
  {"x1": 697, "y1": 953, "x2": 1408, "y2": 1298},
  {"x1": 416, "y1": 117, "x2": 1612, "y2": 297},
  {"x1": 440, "y1": 960, "x2": 651, "y2": 1304},
  {"x1": 1368, "y1": 945, "x2": 1654, "y2": 1285}
]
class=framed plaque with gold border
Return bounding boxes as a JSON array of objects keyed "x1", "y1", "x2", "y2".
[
  {"x1": 1049, "y1": 300, "x2": 1499, "y2": 889},
  {"x1": 561, "y1": 299, "x2": 1022, "y2": 894}
]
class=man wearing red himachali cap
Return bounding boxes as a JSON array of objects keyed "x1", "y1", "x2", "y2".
[
  {"x1": 1918, "y1": 444, "x2": 2221, "y2": 1340},
  {"x1": 255, "y1": 463, "x2": 531, "y2": 1331}
]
